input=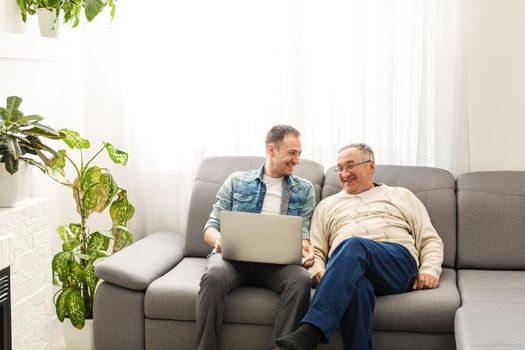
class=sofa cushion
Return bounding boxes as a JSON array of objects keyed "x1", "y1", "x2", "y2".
[
  {"x1": 146, "y1": 259, "x2": 458, "y2": 334},
  {"x1": 322, "y1": 165, "x2": 457, "y2": 268},
  {"x1": 457, "y1": 171, "x2": 525, "y2": 269},
  {"x1": 145, "y1": 257, "x2": 206, "y2": 321},
  {"x1": 145, "y1": 257, "x2": 281, "y2": 325},
  {"x1": 455, "y1": 303, "x2": 525, "y2": 350},
  {"x1": 373, "y1": 268, "x2": 460, "y2": 333},
  {"x1": 184, "y1": 156, "x2": 325, "y2": 257},
  {"x1": 96, "y1": 230, "x2": 185, "y2": 290},
  {"x1": 457, "y1": 270, "x2": 525, "y2": 304}
]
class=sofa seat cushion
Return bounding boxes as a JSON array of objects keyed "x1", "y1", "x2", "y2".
[
  {"x1": 455, "y1": 303, "x2": 525, "y2": 350},
  {"x1": 373, "y1": 268, "x2": 460, "y2": 333},
  {"x1": 146, "y1": 259, "x2": 459, "y2": 333},
  {"x1": 458, "y1": 269, "x2": 525, "y2": 304},
  {"x1": 145, "y1": 257, "x2": 281, "y2": 325}
]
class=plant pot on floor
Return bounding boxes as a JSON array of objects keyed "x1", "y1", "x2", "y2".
[
  {"x1": 63, "y1": 318, "x2": 95, "y2": 350},
  {"x1": 37, "y1": 8, "x2": 60, "y2": 38},
  {"x1": 0, "y1": 163, "x2": 31, "y2": 207}
]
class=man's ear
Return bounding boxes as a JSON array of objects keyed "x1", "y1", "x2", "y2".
[{"x1": 267, "y1": 143, "x2": 276, "y2": 156}]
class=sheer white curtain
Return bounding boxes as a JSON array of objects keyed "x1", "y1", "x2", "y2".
[{"x1": 82, "y1": 0, "x2": 466, "y2": 238}]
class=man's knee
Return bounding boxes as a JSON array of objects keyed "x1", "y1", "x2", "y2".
[
  {"x1": 354, "y1": 277, "x2": 374, "y2": 300},
  {"x1": 199, "y1": 266, "x2": 231, "y2": 294},
  {"x1": 282, "y1": 267, "x2": 311, "y2": 295}
]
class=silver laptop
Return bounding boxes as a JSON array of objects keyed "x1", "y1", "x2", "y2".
[{"x1": 220, "y1": 211, "x2": 303, "y2": 265}]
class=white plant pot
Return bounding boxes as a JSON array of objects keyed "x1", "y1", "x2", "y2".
[
  {"x1": 37, "y1": 8, "x2": 61, "y2": 38},
  {"x1": 63, "y1": 318, "x2": 95, "y2": 350},
  {"x1": 0, "y1": 163, "x2": 30, "y2": 207}
]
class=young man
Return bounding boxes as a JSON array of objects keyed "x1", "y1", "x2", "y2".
[
  {"x1": 196, "y1": 125, "x2": 316, "y2": 350},
  {"x1": 276, "y1": 143, "x2": 444, "y2": 350}
]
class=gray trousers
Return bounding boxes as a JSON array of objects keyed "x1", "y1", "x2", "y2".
[{"x1": 196, "y1": 253, "x2": 311, "y2": 350}]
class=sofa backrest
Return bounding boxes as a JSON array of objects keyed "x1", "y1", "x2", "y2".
[
  {"x1": 322, "y1": 165, "x2": 457, "y2": 268},
  {"x1": 457, "y1": 171, "x2": 525, "y2": 269},
  {"x1": 184, "y1": 156, "x2": 325, "y2": 257}
]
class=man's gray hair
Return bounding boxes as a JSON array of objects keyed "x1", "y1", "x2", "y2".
[{"x1": 338, "y1": 143, "x2": 375, "y2": 160}]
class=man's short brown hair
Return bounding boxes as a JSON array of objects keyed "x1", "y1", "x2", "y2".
[{"x1": 265, "y1": 125, "x2": 301, "y2": 147}]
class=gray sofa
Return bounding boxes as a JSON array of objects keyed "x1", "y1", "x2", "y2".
[{"x1": 93, "y1": 157, "x2": 524, "y2": 350}]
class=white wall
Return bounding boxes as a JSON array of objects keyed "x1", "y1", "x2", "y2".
[{"x1": 466, "y1": 0, "x2": 525, "y2": 171}]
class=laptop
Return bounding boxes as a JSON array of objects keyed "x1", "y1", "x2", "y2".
[{"x1": 220, "y1": 211, "x2": 303, "y2": 265}]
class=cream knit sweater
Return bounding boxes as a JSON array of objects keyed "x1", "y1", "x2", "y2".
[{"x1": 309, "y1": 184, "x2": 444, "y2": 279}]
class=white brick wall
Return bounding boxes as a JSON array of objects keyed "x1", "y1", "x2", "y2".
[{"x1": 0, "y1": 199, "x2": 60, "y2": 350}]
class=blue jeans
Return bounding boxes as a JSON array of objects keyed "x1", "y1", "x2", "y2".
[{"x1": 302, "y1": 237, "x2": 418, "y2": 350}]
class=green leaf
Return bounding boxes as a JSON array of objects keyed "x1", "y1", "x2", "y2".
[
  {"x1": 56, "y1": 225, "x2": 81, "y2": 251},
  {"x1": 82, "y1": 183, "x2": 102, "y2": 211},
  {"x1": 6, "y1": 135, "x2": 22, "y2": 159},
  {"x1": 55, "y1": 288, "x2": 72, "y2": 322},
  {"x1": 81, "y1": 263, "x2": 98, "y2": 297},
  {"x1": 87, "y1": 231, "x2": 110, "y2": 256},
  {"x1": 18, "y1": 114, "x2": 44, "y2": 123},
  {"x1": 84, "y1": 0, "x2": 105, "y2": 21},
  {"x1": 81, "y1": 166, "x2": 101, "y2": 192},
  {"x1": 110, "y1": 190, "x2": 135, "y2": 226},
  {"x1": 104, "y1": 142, "x2": 128, "y2": 165},
  {"x1": 5, "y1": 96, "x2": 22, "y2": 122},
  {"x1": 19, "y1": 157, "x2": 46, "y2": 173},
  {"x1": 22, "y1": 123, "x2": 62, "y2": 139},
  {"x1": 65, "y1": 287, "x2": 85, "y2": 329},
  {"x1": 49, "y1": 149, "x2": 67, "y2": 169},
  {"x1": 108, "y1": 0, "x2": 116, "y2": 20},
  {"x1": 59, "y1": 129, "x2": 90, "y2": 149},
  {"x1": 52, "y1": 251, "x2": 72, "y2": 284},
  {"x1": 46, "y1": 166, "x2": 73, "y2": 187},
  {"x1": 94, "y1": 173, "x2": 118, "y2": 212},
  {"x1": 112, "y1": 226, "x2": 130, "y2": 253}
]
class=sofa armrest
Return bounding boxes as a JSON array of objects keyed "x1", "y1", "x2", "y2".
[{"x1": 96, "y1": 230, "x2": 185, "y2": 290}]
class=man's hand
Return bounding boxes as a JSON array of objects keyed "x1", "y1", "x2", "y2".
[
  {"x1": 311, "y1": 271, "x2": 324, "y2": 288},
  {"x1": 412, "y1": 273, "x2": 439, "y2": 290},
  {"x1": 302, "y1": 240, "x2": 314, "y2": 268},
  {"x1": 214, "y1": 235, "x2": 222, "y2": 253}
]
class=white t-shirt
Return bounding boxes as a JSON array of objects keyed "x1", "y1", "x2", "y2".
[{"x1": 260, "y1": 175, "x2": 283, "y2": 215}]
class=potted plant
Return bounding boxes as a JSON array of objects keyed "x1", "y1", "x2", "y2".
[
  {"x1": 48, "y1": 129, "x2": 134, "y2": 349},
  {"x1": 0, "y1": 95, "x2": 62, "y2": 206},
  {"x1": 16, "y1": 0, "x2": 117, "y2": 37}
]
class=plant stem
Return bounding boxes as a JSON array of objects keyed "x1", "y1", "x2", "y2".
[{"x1": 84, "y1": 145, "x2": 105, "y2": 170}]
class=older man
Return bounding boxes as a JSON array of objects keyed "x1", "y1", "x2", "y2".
[{"x1": 276, "y1": 143, "x2": 444, "y2": 350}]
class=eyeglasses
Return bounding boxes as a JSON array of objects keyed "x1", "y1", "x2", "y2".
[{"x1": 334, "y1": 160, "x2": 372, "y2": 174}]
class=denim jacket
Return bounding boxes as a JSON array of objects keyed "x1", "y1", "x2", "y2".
[{"x1": 204, "y1": 164, "x2": 316, "y2": 240}]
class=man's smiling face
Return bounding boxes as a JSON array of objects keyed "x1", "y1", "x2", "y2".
[{"x1": 337, "y1": 147, "x2": 375, "y2": 194}]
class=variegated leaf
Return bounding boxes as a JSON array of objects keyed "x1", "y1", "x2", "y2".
[
  {"x1": 55, "y1": 288, "x2": 72, "y2": 322},
  {"x1": 104, "y1": 142, "x2": 128, "y2": 165},
  {"x1": 59, "y1": 128, "x2": 90, "y2": 149},
  {"x1": 56, "y1": 225, "x2": 80, "y2": 251},
  {"x1": 65, "y1": 287, "x2": 85, "y2": 329},
  {"x1": 52, "y1": 251, "x2": 72, "y2": 284},
  {"x1": 110, "y1": 190, "x2": 135, "y2": 226},
  {"x1": 94, "y1": 173, "x2": 118, "y2": 213},
  {"x1": 87, "y1": 231, "x2": 110, "y2": 256},
  {"x1": 82, "y1": 183, "x2": 102, "y2": 211}
]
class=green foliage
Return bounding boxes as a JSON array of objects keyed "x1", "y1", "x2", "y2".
[
  {"x1": 0, "y1": 96, "x2": 61, "y2": 174},
  {"x1": 50, "y1": 128, "x2": 134, "y2": 329},
  {"x1": 16, "y1": 0, "x2": 117, "y2": 26}
]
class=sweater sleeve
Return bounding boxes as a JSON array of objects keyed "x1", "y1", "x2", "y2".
[
  {"x1": 406, "y1": 191, "x2": 444, "y2": 279},
  {"x1": 309, "y1": 201, "x2": 331, "y2": 277}
]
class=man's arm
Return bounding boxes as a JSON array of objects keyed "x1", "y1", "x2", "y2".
[
  {"x1": 203, "y1": 174, "x2": 236, "y2": 250},
  {"x1": 308, "y1": 204, "x2": 331, "y2": 287},
  {"x1": 407, "y1": 191, "x2": 444, "y2": 290},
  {"x1": 297, "y1": 182, "x2": 316, "y2": 267}
]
